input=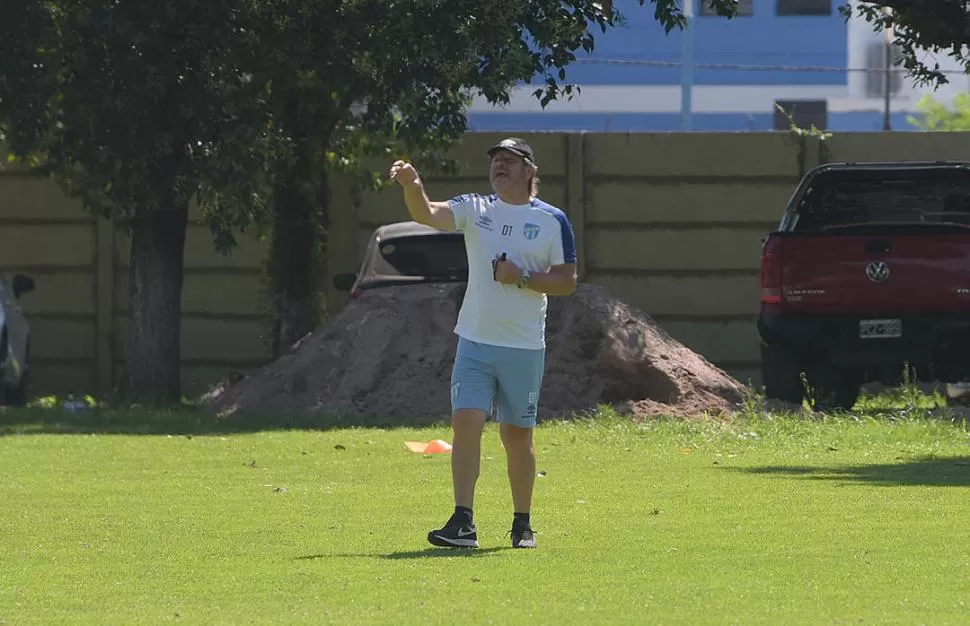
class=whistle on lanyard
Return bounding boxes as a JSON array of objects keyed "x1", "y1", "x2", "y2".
[{"x1": 491, "y1": 252, "x2": 507, "y2": 280}]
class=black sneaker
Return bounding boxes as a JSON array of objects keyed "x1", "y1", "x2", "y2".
[
  {"x1": 427, "y1": 514, "x2": 479, "y2": 548},
  {"x1": 510, "y1": 522, "x2": 537, "y2": 549}
]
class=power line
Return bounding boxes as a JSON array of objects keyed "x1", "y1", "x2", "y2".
[{"x1": 573, "y1": 57, "x2": 970, "y2": 75}]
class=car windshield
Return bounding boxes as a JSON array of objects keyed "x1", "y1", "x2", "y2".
[
  {"x1": 793, "y1": 168, "x2": 970, "y2": 231},
  {"x1": 378, "y1": 234, "x2": 468, "y2": 280}
]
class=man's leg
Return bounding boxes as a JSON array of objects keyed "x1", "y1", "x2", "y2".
[
  {"x1": 499, "y1": 422, "x2": 535, "y2": 516},
  {"x1": 428, "y1": 338, "x2": 494, "y2": 549},
  {"x1": 495, "y1": 345, "x2": 545, "y2": 549},
  {"x1": 452, "y1": 408, "x2": 487, "y2": 510}
]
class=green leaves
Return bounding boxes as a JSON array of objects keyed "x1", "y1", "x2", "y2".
[
  {"x1": 0, "y1": 0, "x2": 749, "y2": 243},
  {"x1": 0, "y1": 1, "x2": 58, "y2": 158},
  {"x1": 907, "y1": 93, "x2": 970, "y2": 131},
  {"x1": 0, "y1": 0, "x2": 279, "y2": 235},
  {"x1": 844, "y1": 0, "x2": 970, "y2": 87}
]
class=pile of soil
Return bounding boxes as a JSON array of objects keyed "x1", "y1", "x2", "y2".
[{"x1": 201, "y1": 283, "x2": 746, "y2": 422}]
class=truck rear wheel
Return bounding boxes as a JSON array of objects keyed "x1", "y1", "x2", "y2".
[
  {"x1": 804, "y1": 368, "x2": 861, "y2": 412},
  {"x1": 762, "y1": 345, "x2": 861, "y2": 411},
  {"x1": 761, "y1": 344, "x2": 805, "y2": 405}
]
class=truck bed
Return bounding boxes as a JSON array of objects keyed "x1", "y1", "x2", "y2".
[{"x1": 767, "y1": 226, "x2": 970, "y2": 315}]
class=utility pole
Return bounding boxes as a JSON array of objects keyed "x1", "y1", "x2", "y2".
[
  {"x1": 882, "y1": 8, "x2": 894, "y2": 131},
  {"x1": 680, "y1": 0, "x2": 694, "y2": 131}
]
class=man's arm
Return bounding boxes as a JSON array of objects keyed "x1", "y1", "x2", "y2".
[
  {"x1": 402, "y1": 180, "x2": 457, "y2": 232},
  {"x1": 530, "y1": 205, "x2": 579, "y2": 295},
  {"x1": 523, "y1": 263, "x2": 578, "y2": 296},
  {"x1": 493, "y1": 260, "x2": 578, "y2": 295},
  {"x1": 389, "y1": 160, "x2": 457, "y2": 231}
]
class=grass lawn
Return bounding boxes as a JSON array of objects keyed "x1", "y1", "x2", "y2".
[{"x1": 2, "y1": 399, "x2": 970, "y2": 625}]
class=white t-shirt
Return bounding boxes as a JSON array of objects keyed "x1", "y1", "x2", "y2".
[{"x1": 445, "y1": 193, "x2": 578, "y2": 350}]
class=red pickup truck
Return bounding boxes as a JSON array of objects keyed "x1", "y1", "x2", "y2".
[{"x1": 758, "y1": 161, "x2": 970, "y2": 410}]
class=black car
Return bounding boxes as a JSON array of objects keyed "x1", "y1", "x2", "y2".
[{"x1": 333, "y1": 221, "x2": 468, "y2": 299}]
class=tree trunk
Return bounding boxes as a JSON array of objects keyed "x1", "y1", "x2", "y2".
[
  {"x1": 325, "y1": 171, "x2": 357, "y2": 317},
  {"x1": 268, "y1": 151, "x2": 327, "y2": 357},
  {"x1": 126, "y1": 202, "x2": 189, "y2": 405}
]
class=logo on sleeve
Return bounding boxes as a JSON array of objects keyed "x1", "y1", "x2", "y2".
[{"x1": 523, "y1": 223, "x2": 540, "y2": 240}]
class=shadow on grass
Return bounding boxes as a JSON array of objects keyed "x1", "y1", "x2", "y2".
[
  {"x1": 725, "y1": 456, "x2": 970, "y2": 487},
  {"x1": 294, "y1": 547, "x2": 506, "y2": 560},
  {"x1": 0, "y1": 406, "x2": 452, "y2": 437}
]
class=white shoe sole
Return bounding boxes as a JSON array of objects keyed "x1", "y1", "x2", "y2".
[{"x1": 428, "y1": 533, "x2": 479, "y2": 548}]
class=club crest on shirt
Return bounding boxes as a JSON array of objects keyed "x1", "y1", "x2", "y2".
[{"x1": 523, "y1": 223, "x2": 540, "y2": 240}]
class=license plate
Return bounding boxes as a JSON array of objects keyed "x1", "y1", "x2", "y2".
[{"x1": 859, "y1": 318, "x2": 902, "y2": 339}]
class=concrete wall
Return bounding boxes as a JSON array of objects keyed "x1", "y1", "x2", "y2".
[
  {"x1": 0, "y1": 171, "x2": 272, "y2": 398},
  {"x1": 2, "y1": 131, "x2": 969, "y2": 398}
]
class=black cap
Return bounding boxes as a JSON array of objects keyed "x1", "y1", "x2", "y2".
[{"x1": 487, "y1": 137, "x2": 536, "y2": 164}]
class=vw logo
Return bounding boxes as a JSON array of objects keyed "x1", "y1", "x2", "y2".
[{"x1": 866, "y1": 260, "x2": 890, "y2": 283}]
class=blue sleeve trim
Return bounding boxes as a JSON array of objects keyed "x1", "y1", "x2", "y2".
[
  {"x1": 536, "y1": 201, "x2": 578, "y2": 264},
  {"x1": 447, "y1": 193, "x2": 476, "y2": 208},
  {"x1": 446, "y1": 193, "x2": 479, "y2": 231}
]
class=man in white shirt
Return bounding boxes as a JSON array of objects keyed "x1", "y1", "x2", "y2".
[{"x1": 389, "y1": 137, "x2": 578, "y2": 549}]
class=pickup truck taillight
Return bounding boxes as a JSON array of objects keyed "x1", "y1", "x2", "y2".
[{"x1": 760, "y1": 234, "x2": 783, "y2": 304}]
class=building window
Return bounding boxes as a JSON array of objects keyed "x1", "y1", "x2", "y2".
[
  {"x1": 776, "y1": 0, "x2": 831, "y2": 15},
  {"x1": 773, "y1": 100, "x2": 828, "y2": 131},
  {"x1": 699, "y1": 0, "x2": 753, "y2": 16},
  {"x1": 865, "y1": 43, "x2": 904, "y2": 98}
]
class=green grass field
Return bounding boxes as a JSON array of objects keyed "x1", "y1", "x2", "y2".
[{"x1": 2, "y1": 399, "x2": 970, "y2": 625}]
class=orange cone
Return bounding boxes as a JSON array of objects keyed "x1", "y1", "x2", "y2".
[
  {"x1": 424, "y1": 439, "x2": 453, "y2": 453},
  {"x1": 404, "y1": 439, "x2": 453, "y2": 453}
]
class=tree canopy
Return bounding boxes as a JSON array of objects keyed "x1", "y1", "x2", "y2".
[
  {"x1": 0, "y1": 1, "x2": 282, "y2": 403},
  {"x1": 843, "y1": 0, "x2": 970, "y2": 87},
  {"x1": 907, "y1": 93, "x2": 970, "y2": 130}
]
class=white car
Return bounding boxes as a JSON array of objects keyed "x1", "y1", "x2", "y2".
[{"x1": 0, "y1": 273, "x2": 34, "y2": 406}]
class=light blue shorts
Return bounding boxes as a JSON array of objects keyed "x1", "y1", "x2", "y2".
[{"x1": 450, "y1": 336, "x2": 546, "y2": 428}]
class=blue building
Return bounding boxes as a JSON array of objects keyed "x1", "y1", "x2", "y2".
[{"x1": 465, "y1": 0, "x2": 930, "y2": 132}]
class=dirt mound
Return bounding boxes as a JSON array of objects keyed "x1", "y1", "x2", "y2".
[{"x1": 201, "y1": 283, "x2": 746, "y2": 422}]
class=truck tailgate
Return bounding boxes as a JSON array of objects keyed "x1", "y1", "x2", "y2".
[{"x1": 780, "y1": 233, "x2": 970, "y2": 314}]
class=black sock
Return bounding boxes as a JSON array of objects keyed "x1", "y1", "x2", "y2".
[
  {"x1": 513, "y1": 512, "x2": 530, "y2": 527},
  {"x1": 454, "y1": 506, "x2": 473, "y2": 525}
]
